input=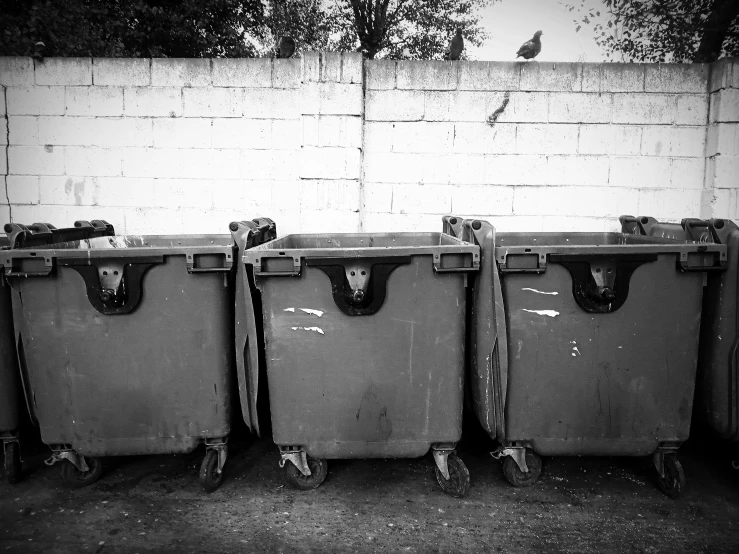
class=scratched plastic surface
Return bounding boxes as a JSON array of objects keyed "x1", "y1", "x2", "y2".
[
  {"x1": 0, "y1": 238, "x2": 22, "y2": 438},
  {"x1": 5, "y1": 235, "x2": 236, "y2": 456}
]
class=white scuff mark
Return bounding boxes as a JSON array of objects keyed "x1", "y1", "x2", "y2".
[
  {"x1": 572, "y1": 346, "x2": 581, "y2": 356},
  {"x1": 618, "y1": 346, "x2": 622, "y2": 349},
  {"x1": 522, "y1": 309, "x2": 560, "y2": 317},
  {"x1": 300, "y1": 308, "x2": 324, "y2": 317},
  {"x1": 290, "y1": 326, "x2": 324, "y2": 335},
  {"x1": 516, "y1": 340, "x2": 523, "y2": 359},
  {"x1": 718, "y1": 335, "x2": 722, "y2": 340},
  {"x1": 521, "y1": 288, "x2": 558, "y2": 296},
  {"x1": 571, "y1": 353, "x2": 576, "y2": 357},
  {"x1": 284, "y1": 307, "x2": 295, "y2": 312}
]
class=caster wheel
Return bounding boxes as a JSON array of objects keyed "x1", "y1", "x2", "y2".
[
  {"x1": 199, "y1": 449, "x2": 224, "y2": 493},
  {"x1": 502, "y1": 449, "x2": 542, "y2": 487},
  {"x1": 732, "y1": 460, "x2": 739, "y2": 470},
  {"x1": 657, "y1": 455, "x2": 685, "y2": 499},
  {"x1": 4, "y1": 442, "x2": 22, "y2": 485},
  {"x1": 285, "y1": 456, "x2": 327, "y2": 490},
  {"x1": 61, "y1": 456, "x2": 103, "y2": 488},
  {"x1": 435, "y1": 453, "x2": 470, "y2": 498}
]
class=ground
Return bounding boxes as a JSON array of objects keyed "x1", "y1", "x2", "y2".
[{"x1": 1, "y1": 423, "x2": 738, "y2": 554}]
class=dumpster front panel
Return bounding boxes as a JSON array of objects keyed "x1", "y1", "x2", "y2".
[
  {"x1": 10, "y1": 249, "x2": 234, "y2": 457},
  {"x1": 0, "y1": 270, "x2": 22, "y2": 436},
  {"x1": 501, "y1": 255, "x2": 704, "y2": 456},
  {"x1": 260, "y1": 256, "x2": 467, "y2": 459}
]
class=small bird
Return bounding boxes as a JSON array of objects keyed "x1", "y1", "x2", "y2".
[
  {"x1": 277, "y1": 36, "x2": 295, "y2": 59},
  {"x1": 32, "y1": 41, "x2": 45, "y2": 63},
  {"x1": 516, "y1": 30, "x2": 543, "y2": 60},
  {"x1": 449, "y1": 29, "x2": 464, "y2": 61}
]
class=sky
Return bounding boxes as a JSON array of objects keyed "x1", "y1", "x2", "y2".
[{"x1": 468, "y1": 0, "x2": 609, "y2": 62}]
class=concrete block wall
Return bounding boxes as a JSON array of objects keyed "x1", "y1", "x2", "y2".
[
  {"x1": 2, "y1": 56, "x2": 737, "y2": 235},
  {"x1": 0, "y1": 53, "x2": 363, "y2": 235}
]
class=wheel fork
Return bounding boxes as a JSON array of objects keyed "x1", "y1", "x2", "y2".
[
  {"x1": 278, "y1": 447, "x2": 311, "y2": 477},
  {"x1": 653, "y1": 447, "x2": 679, "y2": 479},
  {"x1": 205, "y1": 437, "x2": 228, "y2": 475},
  {"x1": 432, "y1": 444, "x2": 456, "y2": 480},
  {"x1": 45, "y1": 449, "x2": 89, "y2": 472},
  {"x1": 491, "y1": 446, "x2": 529, "y2": 473}
]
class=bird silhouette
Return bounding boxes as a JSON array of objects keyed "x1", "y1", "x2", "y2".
[
  {"x1": 449, "y1": 29, "x2": 464, "y2": 61},
  {"x1": 32, "y1": 41, "x2": 45, "y2": 63},
  {"x1": 516, "y1": 30, "x2": 543, "y2": 60},
  {"x1": 277, "y1": 36, "x2": 296, "y2": 59}
]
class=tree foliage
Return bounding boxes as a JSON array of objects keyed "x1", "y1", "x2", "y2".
[
  {"x1": 567, "y1": 0, "x2": 739, "y2": 63},
  {"x1": 260, "y1": 0, "x2": 335, "y2": 56},
  {"x1": 0, "y1": 0, "x2": 266, "y2": 57}
]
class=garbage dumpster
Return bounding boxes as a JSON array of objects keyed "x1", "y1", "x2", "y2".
[
  {"x1": 2, "y1": 221, "x2": 271, "y2": 491},
  {"x1": 446, "y1": 216, "x2": 727, "y2": 498},
  {"x1": 236, "y1": 230, "x2": 480, "y2": 497},
  {"x1": 621, "y1": 215, "x2": 739, "y2": 448},
  {"x1": 1, "y1": 220, "x2": 114, "y2": 485}
]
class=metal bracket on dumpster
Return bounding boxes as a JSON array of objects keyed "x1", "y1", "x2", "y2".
[
  {"x1": 205, "y1": 438, "x2": 228, "y2": 474},
  {"x1": 432, "y1": 446, "x2": 455, "y2": 481},
  {"x1": 491, "y1": 447, "x2": 528, "y2": 473},
  {"x1": 653, "y1": 446, "x2": 680, "y2": 478},
  {"x1": 45, "y1": 450, "x2": 89, "y2": 472},
  {"x1": 278, "y1": 449, "x2": 311, "y2": 477}
]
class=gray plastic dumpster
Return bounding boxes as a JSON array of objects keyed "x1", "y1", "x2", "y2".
[
  {"x1": 621, "y1": 216, "x2": 739, "y2": 454},
  {"x1": 2, "y1": 221, "x2": 271, "y2": 491},
  {"x1": 1, "y1": 220, "x2": 115, "y2": 484},
  {"x1": 236, "y1": 230, "x2": 480, "y2": 497},
  {"x1": 445, "y1": 216, "x2": 727, "y2": 499}
]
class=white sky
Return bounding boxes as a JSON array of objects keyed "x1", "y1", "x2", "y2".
[{"x1": 468, "y1": 0, "x2": 609, "y2": 62}]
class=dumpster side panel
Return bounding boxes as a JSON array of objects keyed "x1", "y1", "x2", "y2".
[
  {"x1": 261, "y1": 257, "x2": 466, "y2": 459},
  {"x1": 696, "y1": 229, "x2": 739, "y2": 442},
  {"x1": 12, "y1": 256, "x2": 233, "y2": 456},
  {"x1": 502, "y1": 256, "x2": 703, "y2": 456},
  {"x1": 0, "y1": 277, "x2": 21, "y2": 435}
]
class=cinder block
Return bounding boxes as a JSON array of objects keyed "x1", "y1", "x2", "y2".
[
  {"x1": 365, "y1": 90, "x2": 424, "y2": 121},
  {"x1": 243, "y1": 89, "x2": 300, "y2": 119},
  {"x1": 363, "y1": 152, "x2": 422, "y2": 182},
  {"x1": 271, "y1": 119, "x2": 303, "y2": 150},
  {"x1": 269, "y1": 181, "x2": 302, "y2": 212},
  {"x1": 709, "y1": 188, "x2": 739, "y2": 219},
  {"x1": 710, "y1": 58, "x2": 739, "y2": 92},
  {"x1": 38, "y1": 117, "x2": 152, "y2": 147},
  {"x1": 123, "y1": 207, "x2": 181, "y2": 234},
  {"x1": 496, "y1": 92, "x2": 548, "y2": 123},
  {"x1": 208, "y1": 149, "x2": 240, "y2": 180},
  {"x1": 302, "y1": 52, "x2": 321, "y2": 83},
  {"x1": 613, "y1": 126, "x2": 643, "y2": 155},
  {"x1": 514, "y1": 185, "x2": 607, "y2": 216},
  {"x1": 638, "y1": 188, "x2": 703, "y2": 219},
  {"x1": 8, "y1": 116, "x2": 37, "y2": 145},
  {"x1": 319, "y1": 53, "x2": 341, "y2": 83},
  {"x1": 609, "y1": 156, "x2": 671, "y2": 188},
  {"x1": 39, "y1": 175, "x2": 99, "y2": 205},
  {"x1": 486, "y1": 154, "x2": 548, "y2": 185},
  {"x1": 299, "y1": 147, "x2": 360, "y2": 179},
  {"x1": 7, "y1": 86, "x2": 65, "y2": 115},
  {"x1": 709, "y1": 89, "x2": 739, "y2": 123},
  {"x1": 273, "y1": 59, "x2": 301, "y2": 89},
  {"x1": 0, "y1": 57, "x2": 34, "y2": 86},
  {"x1": 212, "y1": 58, "x2": 271, "y2": 87},
  {"x1": 66, "y1": 86, "x2": 124, "y2": 116},
  {"x1": 548, "y1": 93, "x2": 611, "y2": 123},
  {"x1": 153, "y1": 178, "x2": 213, "y2": 208},
  {"x1": 363, "y1": 122, "x2": 394, "y2": 152},
  {"x1": 152, "y1": 59, "x2": 210, "y2": 87},
  {"x1": 341, "y1": 53, "x2": 363, "y2": 84},
  {"x1": 299, "y1": 209, "x2": 360, "y2": 234},
  {"x1": 424, "y1": 91, "x2": 506, "y2": 122},
  {"x1": 152, "y1": 118, "x2": 211, "y2": 148},
  {"x1": 713, "y1": 155, "x2": 739, "y2": 189},
  {"x1": 706, "y1": 123, "x2": 739, "y2": 156},
  {"x1": 397, "y1": 61, "x2": 457, "y2": 91},
  {"x1": 6, "y1": 176, "x2": 40, "y2": 204},
  {"x1": 300, "y1": 179, "x2": 360, "y2": 211},
  {"x1": 300, "y1": 83, "x2": 362, "y2": 116},
  {"x1": 439, "y1": 154, "x2": 488, "y2": 185},
  {"x1": 639, "y1": 125, "x2": 670, "y2": 156},
  {"x1": 676, "y1": 94, "x2": 709, "y2": 125},
  {"x1": 93, "y1": 59, "x2": 150, "y2": 86},
  {"x1": 641, "y1": 126, "x2": 705, "y2": 157},
  {"x1": 310, "y1": 116, "x2": 361, "y2": 148},
  {"x1": 362, "y1": 212, "x2": 444, "y2": 233},
  {"x1": 547, "y1": 155, "x2": 610, "y2": 187},
  {"x1": 363, "y1": 182, "x2": 394, "y2": 212},
  {"x1": 393, "y1": 122, "x2": 453, "y2": 153},
  {"x1": 366, "y1": 61, "x2": 396, "y2": 90},
  {"x1": 9, "y1": 145, "x2": 64, "y2": 175},
  {"x1": 458, "y1": 62, "x2": 519, "y2": 91},
  {"x1": 392, "y1": 183, "x2": 452, "y2": 214},
  {"x1": 211, "y1": 179, "x2": 273, "y2": 210},
  {"x1": 124, "y1": 87, "x2": 182, "y2": 117},
  {"x1": 241, "y1": 150, "x2": 300, "y2": 181},
  {"x1": 183, "y1": 87, "x2": 242, "y2": 117},
  {"x1": 670, "y1": 157, "x2": 704, "y2": 189},
  {"x1": 645, "y1": 64, "x2": 709, "y2": 93},
  {"x1": 582, "y1": 63, "x2": 644, "y2": 93},
  {"x1": 520, "y1": 62, "x2": 581, "y2": 92},
  {"x1": 65, "y1": 147, "x2": 122, "y2": 177},
  {"x1": 452, "y1": 122, "x2": 516, "y2": 154},
  {"x1": 94, "y1": 177, "x2": 155, "y2": 207},
  {"x1": 612, "y1": 93, "x2": 675, "y2": 124},
  {"x1": 35, "y1": 58, "x2": 92, "y2": 86},
  {"x1": 451, "y1": 185, "x2": 513, "y2": 215},
  {"x1": 421, "y1": 154, "x2": 451, "y2": 184},
  {"x1": 515, "y1": 124, "x2": 579, "y2": 155}
]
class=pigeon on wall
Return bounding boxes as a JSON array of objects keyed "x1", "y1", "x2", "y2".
[
  {"x1": 32, "y1": 41, "x2": 45, "y2": 62},
  {"x1": 516, "y1": 30, "x2": 543, "y2": 60},
  {"x1": 277, "y1": 36, "x2": 296, "y2": 59},
  {"x1": 449, "y1": 29, "x2": 464, "y2": 61}
]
